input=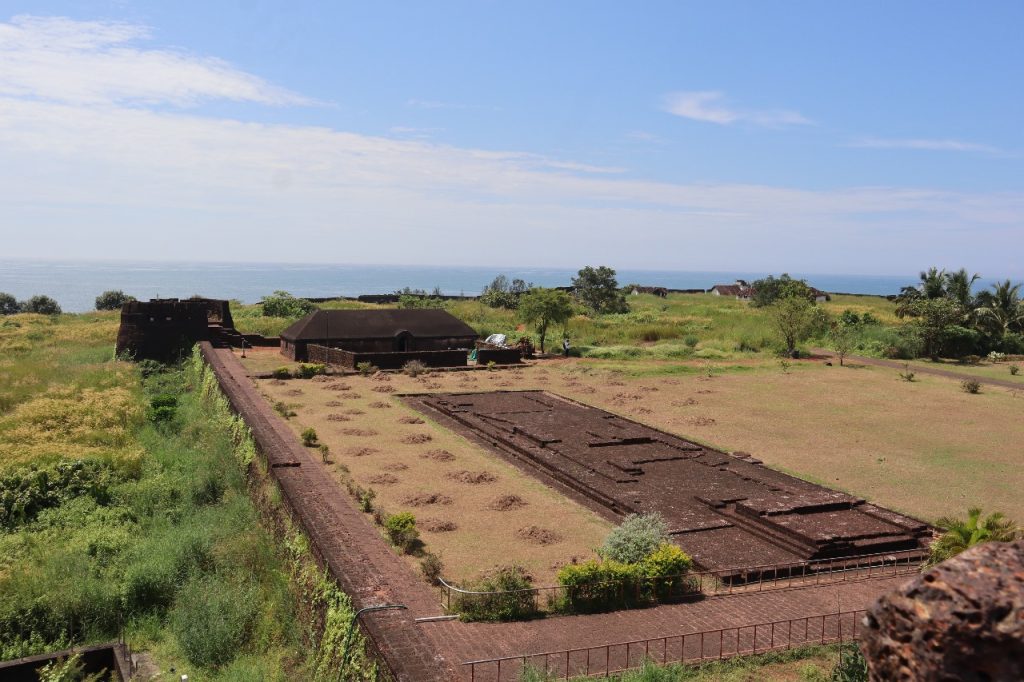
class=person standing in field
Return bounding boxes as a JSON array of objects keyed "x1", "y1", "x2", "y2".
[{"x1": 562, "y1": 337, "x2": 570, "y2": 357}]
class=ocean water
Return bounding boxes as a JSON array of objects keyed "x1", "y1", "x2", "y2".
[{"x1": 0, "y1": 259, "x2": 988, "y2": 313}]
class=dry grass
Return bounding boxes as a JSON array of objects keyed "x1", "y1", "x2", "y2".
[{"x1": 256, "y1": 350, "x2": 1024, "y2": 585}]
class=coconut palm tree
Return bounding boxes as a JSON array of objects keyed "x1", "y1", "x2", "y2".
[
  {"x1": 927, "y1": 506, "x2": 1020, "y2": 566},
  {"x1": 944, "y1": 268, "x2": 981, "y2": 308},
  {"x1": 975, "y1": 279, "x2": 1024, "y2": 337}
]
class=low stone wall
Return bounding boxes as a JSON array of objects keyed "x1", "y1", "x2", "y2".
[
  {"x1": 475, "y1": 348, "x2": 522, "y2": 365},
  {"x1": 0, "y1": 642, "x2": 132, "y2": 681},
  {"x1": 308, "y1": 345, "x2": 467, "y2": 370},
  {"x1": 199, "y1": 344, "x2": 456, "y2": 680}
]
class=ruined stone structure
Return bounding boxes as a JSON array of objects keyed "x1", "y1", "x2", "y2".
[
  {"x1": 406, "y1": 391, "x2": 931, "y2": 572},
  {"x1": 280, "y1": 309, "x2": 478, "y2": 365},
  {"x1": 115, "y1": 298, "x2": 233, "y2": 361},
  {"x1": 863, "y1": 539, "x2": 1024, "y2": 681}
]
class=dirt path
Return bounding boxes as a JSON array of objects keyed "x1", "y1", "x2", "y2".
[{"x1": 811, "y1": 348, "x2": 1023, "y2": 390}]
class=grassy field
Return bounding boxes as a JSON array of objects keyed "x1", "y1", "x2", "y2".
[
  {"x1": 233, "y1": 291, "x2": 905, "y2": 362},
  {"x1": 900, "y1": 356, "x2": 1024, "y2": 384},
  {"x1": 0, "y1": 315, "x2": 380, "y2": 680}
]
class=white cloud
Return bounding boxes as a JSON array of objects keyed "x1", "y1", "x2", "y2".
[
  {"x1": 663, "y1": 91, "x2": 810, "y2": 127},
  {"x1": 0, "y1": 16, "x2": 1018, "y2": 276},
  {"x1": 0, "y1": 15, "x2": 307, "y2": 106},
  {"x1": 849, "y1": 137, "x2": 1006, "y2": 155}
]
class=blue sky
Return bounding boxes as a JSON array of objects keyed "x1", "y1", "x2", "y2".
[{"x1": 0, "y1": 1, "x2": 1021, "y2": 276}]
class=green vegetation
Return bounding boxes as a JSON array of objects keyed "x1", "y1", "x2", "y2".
[
  {"x1": 453, "y1": 565, "x2": 539, "y2": 622},
  {"x1": 573, "y1": 265, "x2": 629, "y2": 314},
  {"x1": 518, "y1": 288, "x2": 574, "y2": 352},
  {"x1": 260, "y1": 290, "x2": 317, "y2": 318},
  {"x1": 599, "y1": 513, "x2": 670, "y2": 563},
  {"x1": 383, "y1": 512, "x2": 419, "y2": 553},
  {"x1": 95, "y1": 290, "x2": 136, "y2": 311},
  {"x1": 927, "y1": 507, "x2": 1020, "y2": 567},
  {"x1": 0, "y1": 314, "x2": 377, "y2": 679}
]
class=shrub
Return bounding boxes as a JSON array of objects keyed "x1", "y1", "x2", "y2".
[
  {"x1": 94, "y1": 290, "x2": 135, "y2": 311},
  {"x1": 959, "y1": 354, "x2": 982, "y2": 366},
  {"x1": 300, "y1": 427, "x2": 318, "y2": 447},
  {"x1": 403, "y1": 360, "x2": 428, "y2": 377},
  {"x1": 384, "y1": 512, "x2": 419, "y2": 552},
  {"x1": 778, "y1": 359, "x2": 791, "y2": 373},
  {"x1": 600, "y1": 513, "x2": 669, "y2": 564},
  {"x1": 1010, "y1": 364, "x2": 1020, "y2": 376},
  {"x1": 296, "y1": 363, "x2": 326, "y2": 378},
  {"x1": 455, "y1": 565, "x2": 537, "y2": 621},
  {"x1": 147, "y1": 393, "x2": 178, "y2": 424},
  {"x1": 898, "y1": 364, "x2": 916, "y2": 382},
  {"x1": 557, "y1": 559, "x2": 646, "y2": 612},
  {"x1": 356, "y1": 362, "x2": 377, "y2": 376},
  {"x1": 640, "y1": 544, "x2": 693, "y2": 599},
  {"x1": 137, "y1": 359, "x2": 165, "y2": 379},
  {"x1": 170, "y1": 576, "x2": 256, "y2": 667},
  {"x1": 683, "y1": 335, "x2": 699, "y2": 348},
  {"x1": 273, "y1": 401, "x2": 296, "y2": 419},
  {"x1": 421, "y1": 552, "x2": 444, "y2": 585},
  {"x1": 271, "y1": 367, "x2": 292, "y2": 380},
  {"x1": 260, "y1": 290, "x2": 316, "y2": 318},
  {"x1": 960, "y1": 379, "x2": 981, "y2": 394},
  {"x1": 987, "y1": 351, "x2": 1006, "y2": 364},
  {"x1": 359, "y1": 487, "x2": 376, "y2": 513},
  {"x1": 318, "y1": 443, "x2": 329, "y2": 463},
  {"x1": 0, "y1": 292, "x2": 18, "y2": 315},
  {"x1": 20, "y1": 295, "x2": 62, "y2": 315}
]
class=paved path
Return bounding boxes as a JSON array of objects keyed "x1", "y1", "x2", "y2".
[
  {"x1": 812, "y1": 348, "x2": 1024, "y2": 391},
  {"x1": 207, "y1": 346, "x2": 911, "y2": 680}
]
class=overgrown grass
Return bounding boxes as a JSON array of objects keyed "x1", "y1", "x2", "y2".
[{"x1": 0, "y1": 320, "x2": 380, "y2": 679}]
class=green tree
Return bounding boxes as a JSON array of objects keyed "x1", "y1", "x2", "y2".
[
  {"x1": 480, "y1": 274, "x2": 531, "y2": 309},
  {"x1": 260, "y1": 290, "x2": 317, "y2": 318},
  {"x1": 944, "y1": 268, "x2": 981, "y2": 308},
  {"x1": 927, "y1": 507, "x2": 1020, "y2": 566},
  {"x1": 905, "y1": 298, "x2": 965, "y2": 360},
  {"x1": 20, "y1": 295, "x2": 61, "y2": 315},
  {"x1": 572, "y1": 266, "x2": 628, "y2": 314},
  {"x1": 0, "y1": 292, "x2": 18, "y2": 315},
  {"x1": 518, "y1": 288, "x2": 574, "y2": 353},
  {"x1": 829, "y1": 320, "x2": 858, "y2": 366},
  {"x1": 975, "y1": 280, "x2": 1023, "y2": 338},
  {"x1": 769, "y1": 296, "x2": 816, "y2": 355},
  {"x1": 94, "y1": 290, "x2": 136, "y2": 311},
  {"x1": 750, "y1": 274, "x2": 815, "y2": 307}
]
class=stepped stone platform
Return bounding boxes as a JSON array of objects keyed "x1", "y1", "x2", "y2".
[{"x1": 406, "y1": 390, "x2": 931, "y2": 571}]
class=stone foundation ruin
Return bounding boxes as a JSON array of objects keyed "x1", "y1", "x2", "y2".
[{"x1": 405, "y1": 390, "x2": 931, "y2": 571}]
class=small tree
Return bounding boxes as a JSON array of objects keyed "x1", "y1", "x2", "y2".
[
  {"x1": 518, "y1": 288, "x2": 574, "y2": 353},
  {"x1": 261, "y1": 290, "x2": 317, "y2": 318},
  {"x1": 750, "y1": 274, "x2": 815, "y2": 307},
  {"x1": 599, "y1": 513, "x2": 670, "y2": 564},
  {"x1": 829, "y1": 321, "x2": 858, "y2": 366},
  {"x1": 0, "y1": 292, "x2": 19, "y2": 315},
  {"x1": 572, "y1": 265, "x2": 628, "y2": 314},
  {"x1": 903, "y1": 298, "x2": 965, "y2": 360},
  {"x1": 768, "y1": 296, "x2": 816, "y2": 356},
  {"x1": 480, "y1": 274, "x2": 531, "y2": 309},
  {"x1": 20, "y1": 295, "x2": 61, "y2": 315},
  {"x1": 95, "y1": 290, "x2": 136, "y2": 310}
]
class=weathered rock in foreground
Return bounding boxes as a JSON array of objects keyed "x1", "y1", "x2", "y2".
[{"x1": 863, "y1": 539, "x2": 1024, "y2": 681}]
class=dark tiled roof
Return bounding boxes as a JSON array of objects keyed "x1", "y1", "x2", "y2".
[
  {"x1": 711, "y1": 285, "x2": 743, "y2": 296},
  {"x1": 280, "y1": 309, "x2": 478, "y2": 341}
]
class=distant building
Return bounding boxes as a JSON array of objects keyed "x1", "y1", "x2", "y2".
[
  {"x1": 280, "y1": 309, "x2": 478, "y2": 366},
  {"x1": 709, "y1": 281, "x2": 753, "y2": 300}
]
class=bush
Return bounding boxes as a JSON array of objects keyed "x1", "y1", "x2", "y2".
[
  {"x1": 640, "y1": 544, "x2": 694, "y2": 599},
  {"x1": 600, "y1": 513, "x2": 669, "y2": 564},
  {"x1": 898, "y1": 364, "x2": 916, "y2": 382},
  {"x1": 384, "y1": 512, "x2": 419, "y2": 552},
  {"x1": 1010, "y1": 364, "x2": 1020, "y2": 376},
  {"x1": 831, "y1": 643, "x2": 869, "y2": 682},
  {"x1": 94, "y1": 290, "x2": 135, "y2": 311},
  {"x1": 403, "y1": 360, "x2": 428, "y2": 377},
  {"x1": 300, "y1": 428, "x2": 318, "y2": 447},
  {"x1": 296, "y1": 363, "x2": 326, "y2": 378},
  {"x1": 146, "y1": 393, "x2": 178, "y2": 424},
  {"x1": 356, "y1": 362, "x2": 377, "y2": 376},
  {"x1": 273, "y1": 401, "x2": 296, "y2": 419},
  {"x1": 421, "y1": 552, "x2": 444, "y2": 585},
  {"x1": 455, "y1": 565, "x2": 537, "y2": 621},
  {"x1": 20, "y1": 295, "x2": 62, "y2": 315},
  {"x1": 683, "y1": 335, "x2": 699, "y2": 348},
  {"x1": 557, "y1": 559, "x2": 645, "y2": 612},
  {"x1": 170, "y1": 576, "x2": 256, "y2": 667},
  {"x1": 260, "y1": 291, "x2": 316, "y2": 318},
  {"x1": 359, "y1": 488, "x2": 376, "y2": 513},
  {"x1": 960, "y1": 379, "x2": 981, "y2": 394},
  {"x1": 1000, "y1": 332, "x2": 1024, "y2": 355},
  {"x1": 271, "y1": 367, "x2": 292, "y2": 380},
  {"x1": 0, "y1": 292, "x2": 18, "y2": 315}
]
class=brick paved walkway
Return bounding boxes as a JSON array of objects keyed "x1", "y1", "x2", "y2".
[{"x1": 206, "y1": 347, "x2": 909, "y2": 681}]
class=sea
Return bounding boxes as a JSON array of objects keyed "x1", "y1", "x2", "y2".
[{"x1": 0, "y1": 260, "x2": 1006, "y2": 313}]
